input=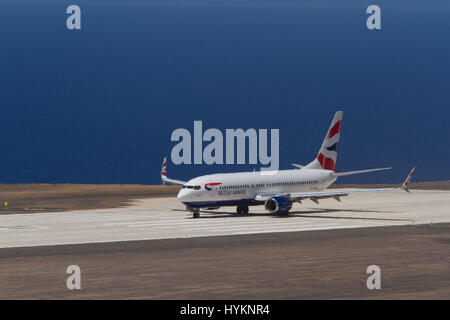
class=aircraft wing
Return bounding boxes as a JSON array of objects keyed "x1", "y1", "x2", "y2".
[
  {"x1": 288, "y1": 188, "x2": 394, "y2": 203},
  {"x1": 255, "y1": 193, "x2": 290, "y2": 201},
  {"x1": 255, "y1": 167, "x2": 415, "y2": 203},
  {"x1": 255, "y1": 188, "x2": 394, "y2": 203}
]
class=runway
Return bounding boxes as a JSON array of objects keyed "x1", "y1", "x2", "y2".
[{"x1": 0, "y1": 190, "x2": 449, "y2": 248}]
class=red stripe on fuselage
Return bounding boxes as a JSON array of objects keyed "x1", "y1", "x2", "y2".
[{"x1": 205, "y1": 182, "x2": 222, "y2": 187}]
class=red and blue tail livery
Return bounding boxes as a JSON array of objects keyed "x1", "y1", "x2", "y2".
[{"x1": 306, "y1": 111, "x2": 342, "y2": 171}]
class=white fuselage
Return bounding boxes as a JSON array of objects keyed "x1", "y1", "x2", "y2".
[{"x1": 177, "y1": 169, "x2": 337, "y2": 207}]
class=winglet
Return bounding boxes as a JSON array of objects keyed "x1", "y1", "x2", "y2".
[
  {"x1": 161, "y1": 157, "x2": 168, "y2": 185},
  {"x1": 401, "y1": 167, "x2": 416, "y2": 193}
]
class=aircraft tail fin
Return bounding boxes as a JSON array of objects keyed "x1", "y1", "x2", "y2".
[{"x1": 305, "y1": 111, "x2": 343, "y2": 171}]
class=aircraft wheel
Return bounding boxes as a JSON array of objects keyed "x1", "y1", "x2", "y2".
[
  {"x1": 193, "y1": 210, "x2": 200, "y2": 218},
  {"x1": 236, "y1": 205, "x2": 249, "y2": 215}
]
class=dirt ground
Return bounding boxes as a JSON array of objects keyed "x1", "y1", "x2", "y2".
[
  {"x1": 0, "y1": 223, "x2": 448, "y2": 299},
  {"x1": 0, "y1": 180, "x2": 449, "y2": 215},
  {"x1": 0, "y1": 184, "x2": 180, "y2": 214}
]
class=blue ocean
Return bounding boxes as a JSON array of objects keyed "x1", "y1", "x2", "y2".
[{"x1": 1, "y1": 1, "x2": 449, "y2": 184}]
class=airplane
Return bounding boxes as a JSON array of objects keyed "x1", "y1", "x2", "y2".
[{"x1": 161, "y1": 111, "x2": 415, "y2": 218}]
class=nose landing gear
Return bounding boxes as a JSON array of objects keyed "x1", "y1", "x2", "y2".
[{"x1": 192, "y1": 208, "x2": 200, "y2": 218}]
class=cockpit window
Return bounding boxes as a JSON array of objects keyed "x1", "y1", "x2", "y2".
[{"x1": 181, "y1": 185, "x2": 201, "y2": 190}]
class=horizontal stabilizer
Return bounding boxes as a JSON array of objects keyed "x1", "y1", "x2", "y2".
[
  {"x1": 334, "y1": 167, "x2": 391, "y2": 177},
  {"x1": 161, "y1": 157, "x2": 186, "y2": 186}
]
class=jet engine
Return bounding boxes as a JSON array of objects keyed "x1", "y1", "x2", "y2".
[{"x1": 264, "y1": 196, "x2": 292, "y2": 214}]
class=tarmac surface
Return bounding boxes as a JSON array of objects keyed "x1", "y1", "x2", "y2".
[{"x1": 0, "y1": 190, "x2": 449, "y2": 248}]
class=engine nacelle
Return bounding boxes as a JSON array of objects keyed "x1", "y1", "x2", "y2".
[{"x1": 264, "y1": 196, "x2": 292, "y2": 214}]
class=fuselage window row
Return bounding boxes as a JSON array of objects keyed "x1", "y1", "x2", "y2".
[{"x1": 217, "y1": 180, "x2": 319, "y2": 190}]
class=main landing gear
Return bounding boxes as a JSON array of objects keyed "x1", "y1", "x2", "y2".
[
  {"x1": 191, "y1": 206, "x2": 248, "y2": 218},
  {"x1": 236, "y1": 205, "x2": 249, "y2": 215}
]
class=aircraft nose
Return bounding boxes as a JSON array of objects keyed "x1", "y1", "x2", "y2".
[{"x1": 177, "y1": 188, "x2": 188, "y2": 200}]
